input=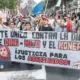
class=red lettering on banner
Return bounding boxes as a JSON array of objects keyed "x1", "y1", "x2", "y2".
[
  {"x1": 24, "y1": 40, "x2": 40, "y2": 48},
  {"x1": 4, "y1": 38, "x2": 19, "y2": 46},
  {"x1": 58, "y1": 41, "x2": 80, "y2": 50},
  {"x1": 0, "y1": 57, "x2": 8, "y2": 60},
  {"x1": 63, "y1": 60, "x2": 69, "y2": 65},
  {"x1": 24, "y1": 40, "x2": 34, "y2": 47},
  {"x1": 55, "y1": 59, "x2": 59, "y2": 64},
  {"x1": 59, "y1": 59, "x2": 64, "y2": 65},
  {"x1": 45, "y1": 58, "x2": 51, "y2": 63},
  {"x1": 35, "y1": 40, "x2": 40, "y2": 48},
  {"x1": 28, "y1": 56, "x2": 44, "y2": 62},
  {"x1": 28, "y1": 56, "x2": 70, "y2": 65}
]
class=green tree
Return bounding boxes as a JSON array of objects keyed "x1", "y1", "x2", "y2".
[
  {"x1": 0, "y1": 0, "x2": 17, "y2": 9},
  {"x1": 8, "y1": 0, "x2": 17, "y2": 9},
  {"x1": 0, "y1": 0, "x2": 8, "y2": 9}
]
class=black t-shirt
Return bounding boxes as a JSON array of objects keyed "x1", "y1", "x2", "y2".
[{"x1": 39, "y1": 26, "x2": 53, "y2": 31}]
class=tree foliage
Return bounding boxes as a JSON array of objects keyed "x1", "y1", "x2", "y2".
[
  {"x1": 0, "y1": 0, "x2": 17, "y2": 9},
  {"x1": 8, "y1": 0, "x2": 17, "y2": 9}
]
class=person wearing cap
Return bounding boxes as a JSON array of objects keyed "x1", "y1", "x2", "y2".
[{"x1": 39, "y1": 17, "x2": 53, "y2": 31}]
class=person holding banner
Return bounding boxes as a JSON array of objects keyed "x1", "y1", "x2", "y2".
[
  {"x1": 23, "y1": 21, "x2": 35, "y2": 67},
  {"x1": 55, "y1": 18, "x2": 67, "y2": 32},
  {"x1": 9, "y1": 22, "x2": 19, "y2": 31},
  {"x1": 39, "y1": 15, "x2": 53, "y2": 31},
  {"x1": 23, "y1": 22, "x2": 33, "y2": 31}
]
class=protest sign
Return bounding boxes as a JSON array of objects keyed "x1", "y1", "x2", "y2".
[{"x1": 0, "y1": 30, "x2": 80, "y2": 69}]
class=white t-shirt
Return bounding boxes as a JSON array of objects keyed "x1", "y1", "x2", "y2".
[{"x1": 48, "y1": 19, "x2": 54, "y2": 28}]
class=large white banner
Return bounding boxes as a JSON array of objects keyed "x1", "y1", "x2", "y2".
[{"x1": 0, "y1": 30, "x2": 80, "y2": 69}]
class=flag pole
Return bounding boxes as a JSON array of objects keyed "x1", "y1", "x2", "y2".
[{"x1": 45, "y1": 0, "x2": 48, "y2": 14}]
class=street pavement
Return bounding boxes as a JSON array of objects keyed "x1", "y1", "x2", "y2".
[
  {"x1": 46, "y1": 66, "x2": 80, "y2": 80},
  {"x1": 0, "y1": 62, "x2": 46, "y2": 80},
  {"x1": 1, "y1": 62, "x2": 80, "y2": 80}
]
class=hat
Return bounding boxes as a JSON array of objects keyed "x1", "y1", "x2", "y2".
[{"x1": 39, "y1": 19, "x2": 45, "y2": 25}]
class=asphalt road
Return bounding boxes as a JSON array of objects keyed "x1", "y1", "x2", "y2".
[
  {"x1": 46, "y1": 66, "x2": 80, "y2": 80},
  {"x1": 1, "y1": 62, "x2": 80, "y2": 80},
  {"x1": 0, "y1": 62, "x2": 46, "y2": 80}
]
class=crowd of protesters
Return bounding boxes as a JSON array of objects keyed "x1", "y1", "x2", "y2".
[{"x1": 0, "y1": 11, "x2": 80, "y2": 33}]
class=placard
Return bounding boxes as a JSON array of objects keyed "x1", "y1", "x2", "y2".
[{"x1": 0, "y1": 30, "x2": 80, "y2": 69}]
